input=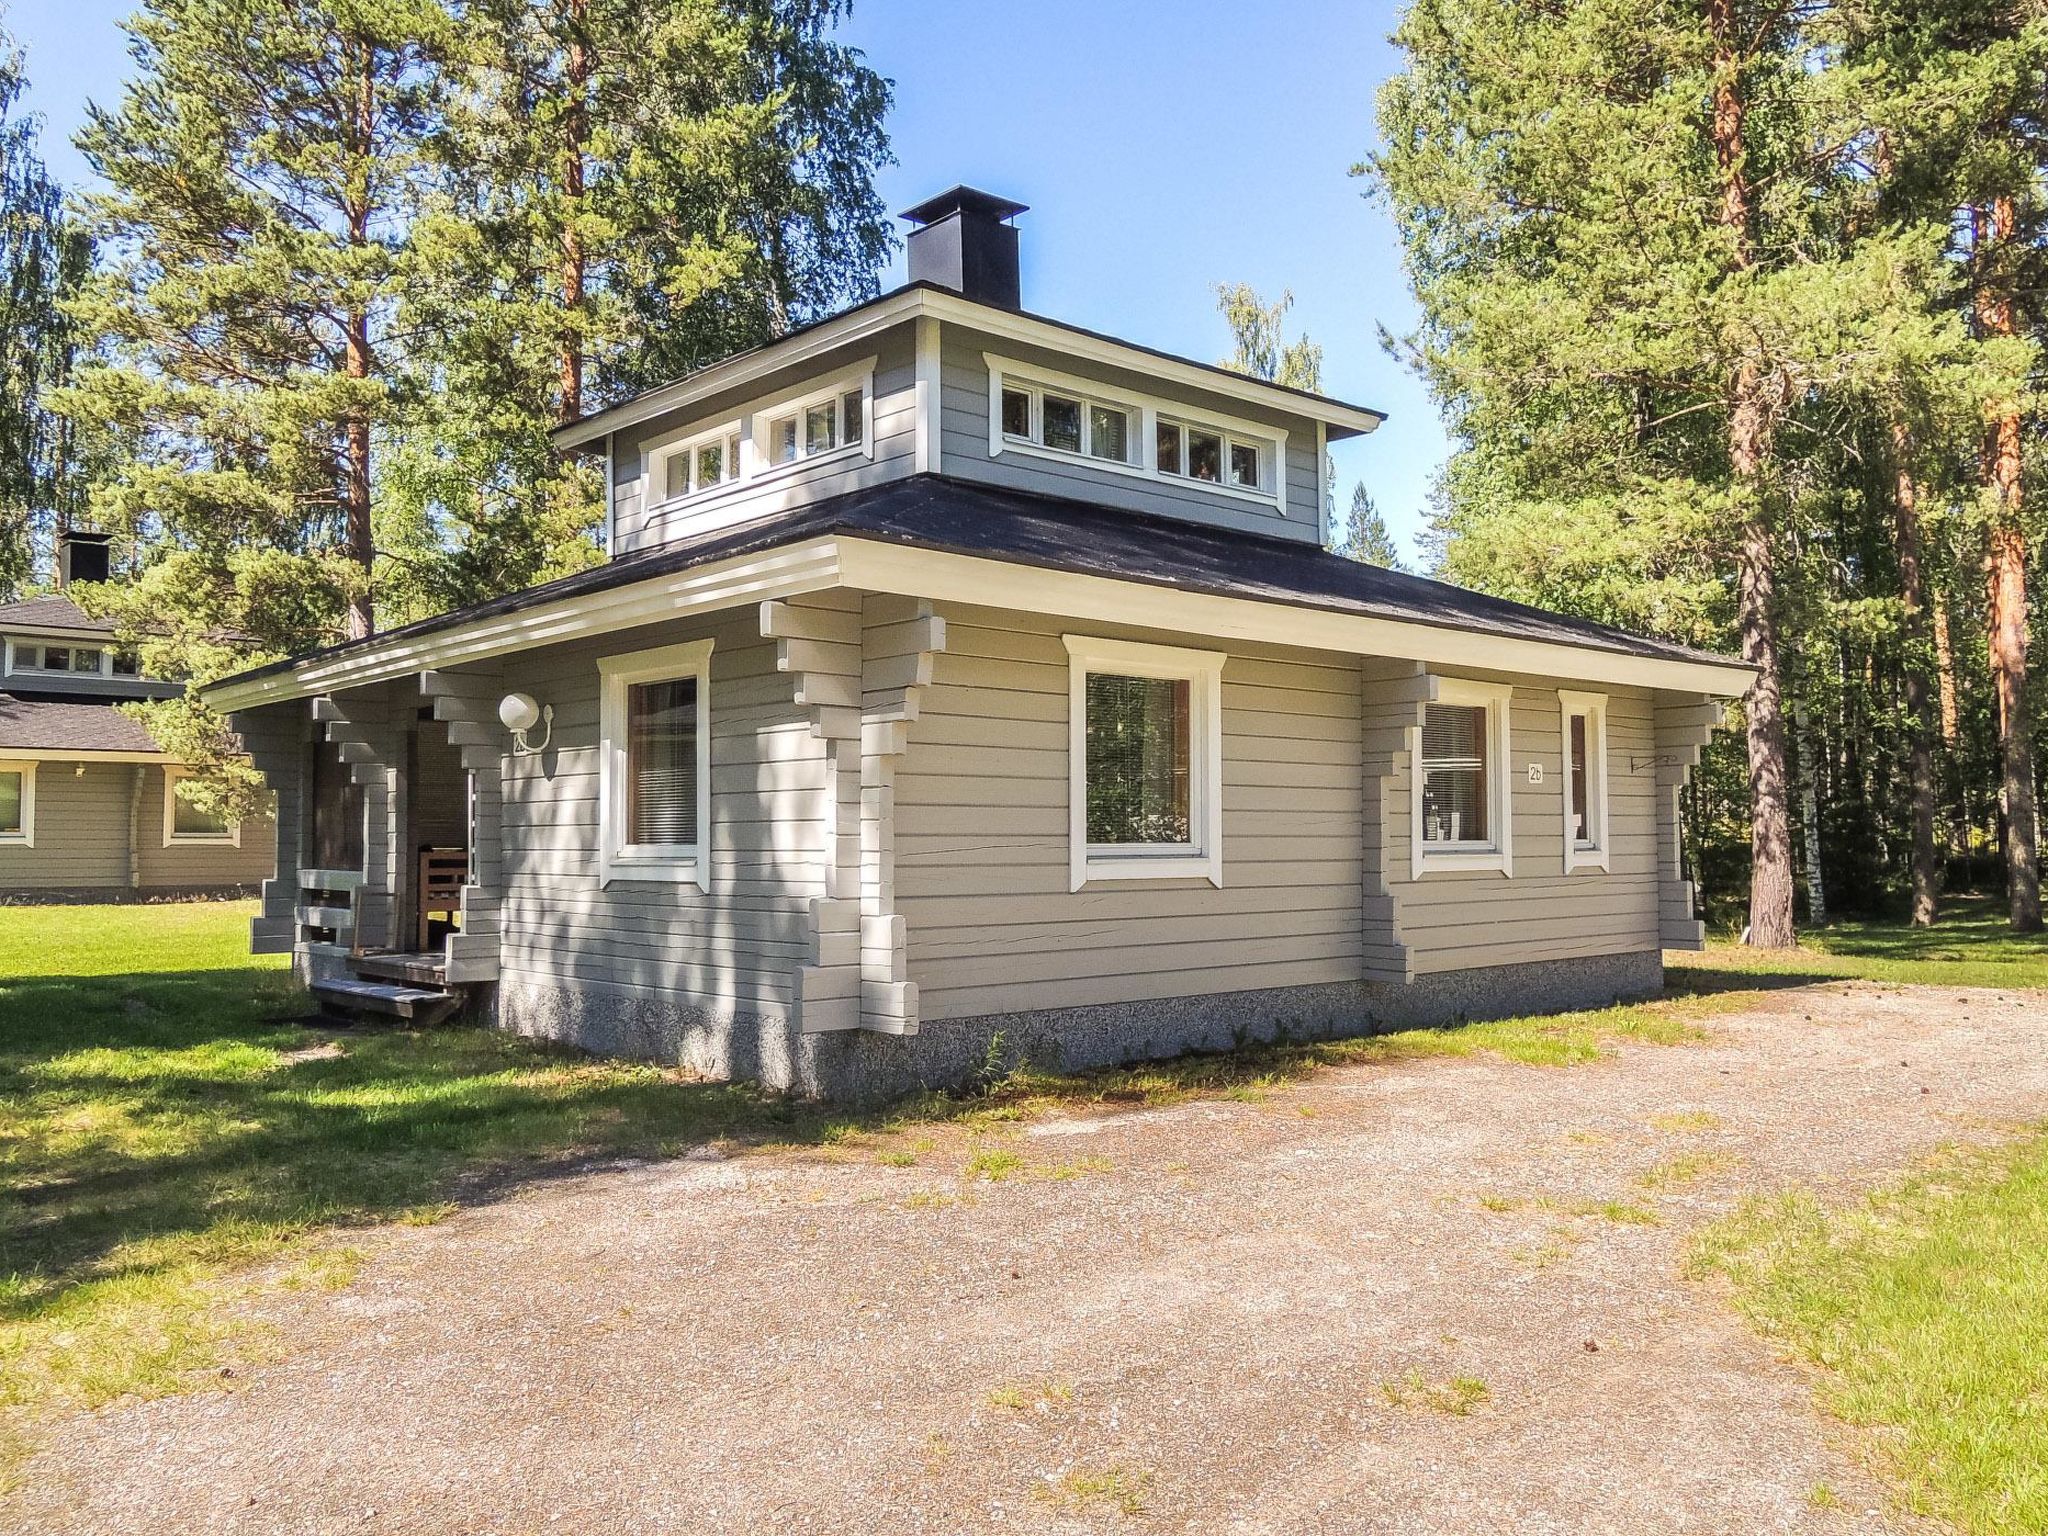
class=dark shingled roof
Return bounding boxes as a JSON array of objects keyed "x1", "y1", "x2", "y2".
[
  {"x1": 212, "y1": 474, "x2": 1744, "y2": 694},
  {"x1": 0, "y1": 693, "x2": 161, "y2": 754},
  {"x1": 0, "y1": 595, "x2": 114, "y2": 637}
]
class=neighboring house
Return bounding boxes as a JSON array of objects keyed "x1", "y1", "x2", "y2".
[
  {"x1": 205, "y1": 188, "x2": 1749, "y2": 1101},
  {"x1": 1, "y1": 541, "x2": 276, "y2": 901}
]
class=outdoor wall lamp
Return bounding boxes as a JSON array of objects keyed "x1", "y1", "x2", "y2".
[{"x1": 499, "y1": 692, "x2": 554, "y2": 757}]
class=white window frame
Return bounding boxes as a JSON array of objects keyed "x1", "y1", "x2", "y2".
[
  {"x1": 162, "y1": 765, "x2": 241, "y2": 847},
  {"x1": 1152, "y1": 412, "x2": 1277, "y2": 500},
  {"x1": 1558, "y1": 689, "x2": 1610, "y2": 873},
  {"x1": 1062, "y1": 634, "x2": 1225, "y2": 891},
  {"x1": 597, "y1": 637, "x2": 715, "y2": 889},
  {"x1": 645, "y1": 418, "x2": 744, "y2": 512},
  {"x1": 987, "y1": 352, "x2": 1290, "y2": 516},
  {"x1": 0, "y1": 759, "x2": 35, "y2": 846},
  {"x1": 4, "y1": 638, "x2": 111, "y2": 678},
  {"x1": 635, "y1": 357, "x2": 876, "y2": 516},
  {"x1": 747, "y1": 363, "x2": 876, "y2": 486},
  {"x1": 994, "y1": 369, "x2": 1142, "y2": 470},
  {"x1": 1411, "y1": 679, "x2": 1514, "y2": 880}
]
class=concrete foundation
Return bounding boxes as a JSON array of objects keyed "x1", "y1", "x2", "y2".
[{"x1": 488, "y1": 949, "x2": 1665, "y2": 1105}]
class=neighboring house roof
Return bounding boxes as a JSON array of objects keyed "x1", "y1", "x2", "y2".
[
  {"x1": 551, "y1": 282, "x2": 1390, "y2": 450},
  {"x1": 0, "y1": 693, "x2": 164, "y2": 755},
  {"x1": 0, "y1": 595, "x2": 115, "y2": 638},
  {"x1": 207, "y1": 474, "x2": 1750, "y2": 709}
]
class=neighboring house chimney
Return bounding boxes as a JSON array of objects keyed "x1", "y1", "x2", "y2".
[
  {"x1": 58, "y1": 530, "x2": 113, "y2": 587},
  {"x1": 901, "y1": 186, "x2": 1028, "y2": 309}
]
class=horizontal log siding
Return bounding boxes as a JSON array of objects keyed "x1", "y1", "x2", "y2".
[
  {"x1": 1386, "y1": 682, "x2": 1663, "y2": 973},
  {"x1": 936, "y1": 324, "x2": 1325, "y2": 542},
  {"x1": 613, "y1": 328, "x2": 919, "y2": 555},
  {"x1": 0, "y1": 761, "x2": 130, "y2": 890},
  {"x1": 135, "y1": 764, "x2": 275, "y2": 888},
  {"x1": 495, "y1": 610, "x2": 822, "y2": 1020},
  {"x1": 894, "y1": 603, "x2": 1365, "y2": 1021}
]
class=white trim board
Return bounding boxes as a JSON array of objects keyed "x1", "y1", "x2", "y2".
[
  {"x1": 1558, "y1": 689, "x2": 1611, "y2": 874},
  {"x1": 1411, "y1": 679, "x2": 1513, "y2": 881},
  {"x1": 596, "y1": 637, "x2": 715, "y2": 890}
]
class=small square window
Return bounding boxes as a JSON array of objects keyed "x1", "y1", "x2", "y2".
[
  {"x1": 805, "y1": 402, "x2": 837, "y2": 455},
  {"x1": 112, "y1": 651, "x2": 140, "y2": 676},
  {"x1": 1156, "y1": 420, "x2": 1183, "y2": 475},
  {"x1": 1187, "y1": 429, "x2": 1223, "y2": 483},
  {"x1": 39, "y1": 647, "x2": 69, "y2": 672},
  {"x1": 1001, "y1": 387, "x2": 1031, "y2": 438},
  {"x1": 1229, "y1": 442, "x2": 1261, "y2": 489},
  {"x1": 842, "y1": 390, "x2": 864, "y2": 445},
  {"x1": 171, "y1": 781, "x2": 231, "y2": 838},
  {"x1": 1042, "y1": 394, "x2": 1082, "y2": 454},
  {"x1": 1088, "y1": 404, "x2": 1131, "y2": 463}
]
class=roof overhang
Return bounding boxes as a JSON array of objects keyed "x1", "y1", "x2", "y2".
[
  {"x1": 550, "y1": 287, "x2": 1388, "y2": 452},
  {"x1": 203, "y1": 534, "x2": 1752, "y2": 715},
  {"x1": 0, "y1": 748, "x2": 173, "y2": 763}
]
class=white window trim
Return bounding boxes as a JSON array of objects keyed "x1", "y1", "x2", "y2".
[
  {"x1": 1411, "y1": 678, "x2": 1514, "y2": 880},
  {"x1": 162, "y1": 765, "x2": 241, "y2": 846},
  {"x1": 986, "y1": 352, "x2": 1290, "y2": 516},
  {"x1": 1559, "y1": 689, "x2": 1611, "y2": 873},
  {"x1": 4, "y1": 637, "x2": 112, "y2": 678},
  {"x1": 597, "y1": 637, "x2": 715, "y2": 889},
  {"x1": 1062, "y1": 634, "x2": 1225, "y2": 891},
  {"x1": 0, "y1": 759, "x2": 35, "y2": 846},
  {"x1": 636, "y1": 356, "x2": 876, "y2": 517}
]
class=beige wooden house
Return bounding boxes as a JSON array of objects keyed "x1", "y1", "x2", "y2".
[{"x1": 206, "y1": 189, "x2": 1749, "y2": 1099}]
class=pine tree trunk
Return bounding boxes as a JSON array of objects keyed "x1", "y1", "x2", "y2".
[
  {"x1": 1933, "y1": 596, "x2": 1960, "y2": 746},
  {"x1": 1892, "y1": 421, "x2": 1940, "y2": 924},
  {"x1": 1974, "y1": 196, "x2": 2042, "y2": 932},
  {"x1": 558, "y1": 0, "x2": 589, "y2": 424},
  {"x1": 342, "y1": 44, "x2": 376, "y2": 641},
  {"x1": 1708, "y1": 0, "x2": 1796, "y2": 947},
  {"x1": 1794, "y1": 701, "x2": 1827, "y2": 925}
]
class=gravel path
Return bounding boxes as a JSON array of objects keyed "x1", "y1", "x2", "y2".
[{"x1": 12, "y1": 980, "x2": 2045, "y2": 1535}]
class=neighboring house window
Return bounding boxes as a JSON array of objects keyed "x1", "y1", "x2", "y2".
[
  {"x1": 163, "y1": 767, "x2": 239, "y2": 846},
  {"x1": 111, "y1": 650, "x2": 141, "y2": 676},
  {"x1": 0, "y1": 760, "x2": 36, "y2": 847},
  {"x1": 1062, "y1": 635, "x2": 1225, "y2": 890},
  {"x1": 12, "y1": 643, "x2": 105, "y2": 675},
  {"x1": 597, "y1": 638, "x2": 714, "y2": 888},
  {"x1": 987, "y1": 353, "x2": 1290, "y2": 514},
  {"x1": 1412, "y1": 681, "x2": 1513, "y2": 878},
  {"x1": 652, "y1": 423, "x2": 743, "y2": 506},
  {"x1": 1559, "y1": 690, "x2": 1610, "y2": 873},
  {"x1": 998, "y1": 375, "x2": 1139, "y2": 466}
]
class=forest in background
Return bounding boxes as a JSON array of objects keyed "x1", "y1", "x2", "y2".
[{"x1": 2, "y1": 0, "x2": 2042, "y2": 941}]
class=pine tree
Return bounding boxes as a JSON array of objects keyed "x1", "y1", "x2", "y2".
[
  {"x1": 1333, "y1": 482, "x2": 1403, "y2": 569},
  {"x1": 0, "y1": 18, "x2": 87, "y2": 597}
]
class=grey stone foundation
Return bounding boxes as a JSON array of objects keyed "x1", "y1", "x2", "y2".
[{"x1": 488, "y1": 949, "x2": 1664, "y2": 1106}]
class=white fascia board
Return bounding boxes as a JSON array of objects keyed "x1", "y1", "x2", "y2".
[
  {"x1": 554, "y1": 294, "x2": 927, "y2": 449},
  {"x1": 202, "y1": 539, "x2": 844, "y2": 712},
  {"x1": 834, "y1": 538, "x2": 1754, "y2": 697},
  {"x1": 553, "y1": 288, "x2": 1386, "y2": 451},
  {"x1": 0, "y1": 748, "x2": 174, "y2": 763}
]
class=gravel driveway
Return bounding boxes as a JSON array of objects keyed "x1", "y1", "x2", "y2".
[{"x1": 12, "y1": 980, "x2": 2046, "y2": 1535}]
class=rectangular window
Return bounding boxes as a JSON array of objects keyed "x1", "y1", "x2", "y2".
[
  {"x1": 655, "y1": 424, "x2": 740, "y2": 503},
  {"x1": 1001, "y1": 386, "x2": 1031, "y2": 439},
  {"x1": 1559, "y1": 691, "x2": 1610, "y2": 872},
  {"x1": 1186, "y1": 428, "x2": 1223, "y2": 482},
  {"x1": 770, "y1": 414, "x2": 799, "y2": 464},
  {"x1": 598, "y1": 638, "x2": 715, "y2": 888},
  {"x1": 165, "y1": 769, "x2": 237, "y2": 844},
  {"x1": 1156, "y1": 419, "x2": 1182, "y2": 475},
  {"x1": 750, "y1": 372, "x2": 870, "y2": 476},
  {"x1": 1063, "y1": 635, "x2": 1225, "y2": 889},
  {"x1": 112, "y1": 651, "x2": 141, "y2": 677},
  {"x1": 1088, "y1": 403, "x2": 1130, "y2": 463},
  {"x1": 1229, "y1": 441, "x2": 1261, "y2": 490},
  {"x1": 1412, "y1": 683, "x2": 1513, "y2": 878},
  {"x1": 842, "y1": 389, "x2": 865, "y2": 445},
  {"x1": 1084, "y1": 674, "x2": 1191, "y2": 846},
  {"x1": 1042, "y1": 393, "x2": 1082, "y2": 454},
  {"x1": 805, "y1": 402, "x2": 837, "y2": 455},
  {"x1": 0, "y1": 768, "x2": 24, "y2": 839}
]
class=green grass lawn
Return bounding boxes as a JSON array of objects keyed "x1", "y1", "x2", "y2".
[
  {"x1": 1694, "y1": 1132, "x2": 2048, "y2": 1535},
  {"x1": 1678, "y1": 894, "x2": 2048, "y2": 991}
]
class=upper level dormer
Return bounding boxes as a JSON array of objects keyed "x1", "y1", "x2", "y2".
[
  {"x1": 556, "y1": 187, "x2": 1385, "y2": 559},
  {"x1": 0, "y1": 534, "x2": 180, "y2": 704}
]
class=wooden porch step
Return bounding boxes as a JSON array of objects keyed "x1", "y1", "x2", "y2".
[
  {"x1": 353, "y1": 951, "x2": 450, "y2": 987},
  {"x1": 310, "y1": 977, "x2": 461, "y2": 1026}
]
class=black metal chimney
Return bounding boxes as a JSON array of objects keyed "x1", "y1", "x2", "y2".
[
  {"x1": 901, "y1": 186, "x2": 1028, "y2": 309},
  {"x1": 58, "y1": 530, "x2": 112, "y2": 587}
]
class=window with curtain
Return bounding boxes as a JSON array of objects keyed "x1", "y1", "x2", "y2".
[
  {"x1": 627, "y1": 677, "x2": 698, "y2": 848},
  {"x1": 1084, "y1": 673, "x2": 1191, "y2": 846},
  {"x1": 1420, "y1": 702, "x2": 1490, "y2": 846}
]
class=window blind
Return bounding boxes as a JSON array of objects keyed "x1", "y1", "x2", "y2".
[
  {"x1": 627, "y1": 677, "x2": 698, "y2": 847},
  {"x1": 1084, "y1": 673, "x2": 1191, "y2": 845}
]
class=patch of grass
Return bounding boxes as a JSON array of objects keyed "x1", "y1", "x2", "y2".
[
  {"x1": 1807, "y1": 1482, "x2": 1847, "y2": 1512},
  {"x1": 1472, "y1": 1192, "x2": 1658, "y2": 1227},
  {"x1": 903, "y1": 1188, "x2": 964, "y2": 1211},
  {"x1": 1676, "y1": 894, "x2": 2048, "y2": 992},
  {"x1": 1647, "y1": 1110, "x2": 1723, "y2": 1133},
  {"x1": 963, "y1": 1147, "x2": 1026, "y2": 1182},
  {"x1": 988, "y1": 1379, "x2": 1073, "y2": 1412},
  {"x1": 1692, "y1": 1130, "x2": 2048, "y2": 1535},
  {"x1": 876, "y1": 1149, "x2": 918, "y2": 1167},
  {"x1": 1378, "y1": 1369, "x2": 1491, "y2": 1416},
  {"x1": 1040, "y1": 1156, "x2": 1112, "y2": 1181},
  {"x1": 1637, "y1": 1151, "x2": 1738, "y2": 1192},
  {"x1": 1036, "y1": 1463, "x2": 1151, "y2": 1516}
]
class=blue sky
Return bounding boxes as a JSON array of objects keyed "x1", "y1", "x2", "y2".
[{"x1": 4, "y1": 0, "x2": 1446, "y2": 561}]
